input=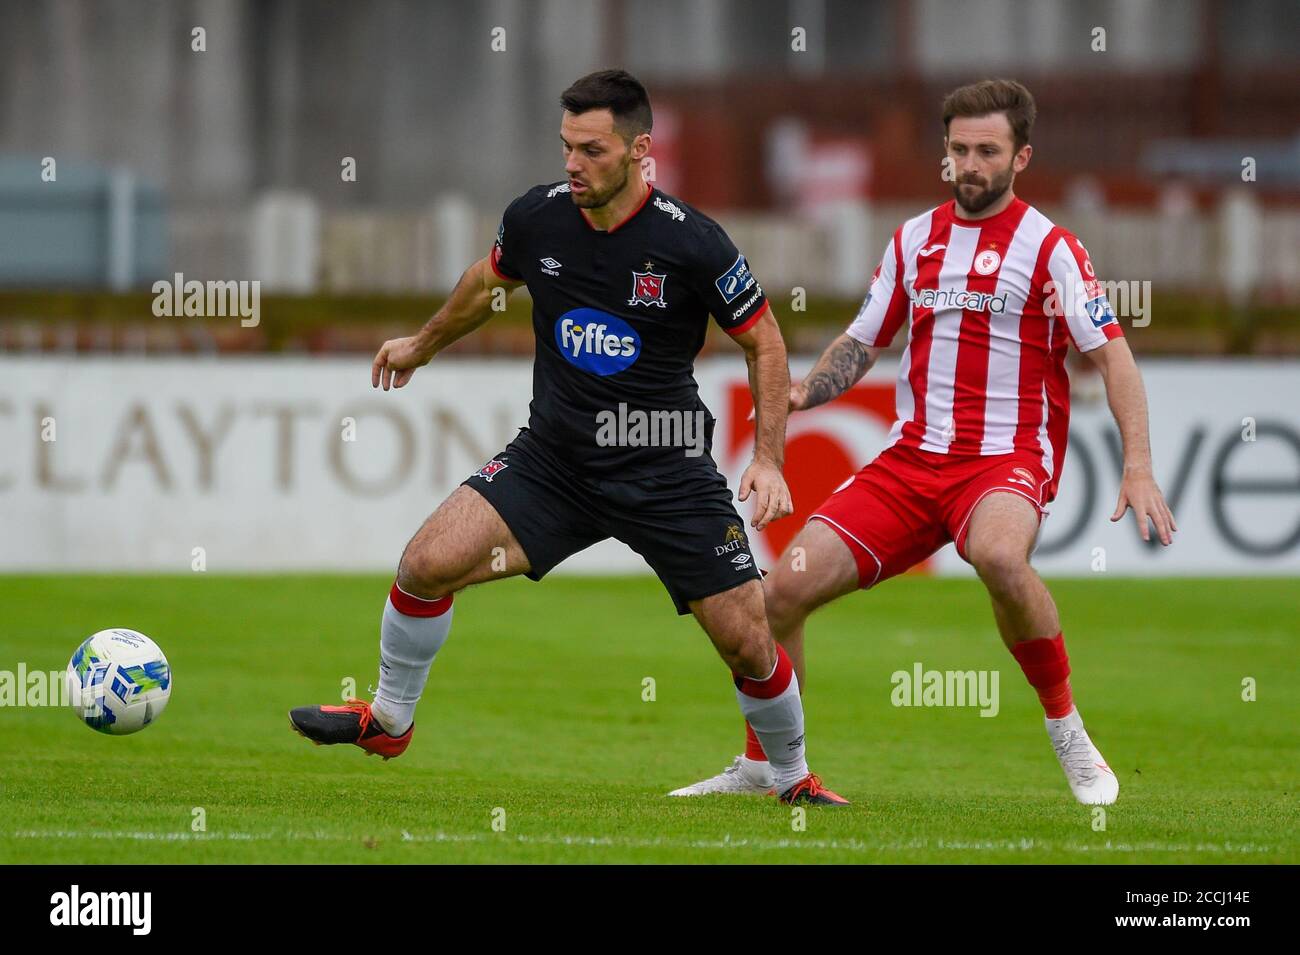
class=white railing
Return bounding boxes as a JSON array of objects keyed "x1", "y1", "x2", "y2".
[{"x1": 168, "y1": 193, "x2": 1300, "y2": 300}]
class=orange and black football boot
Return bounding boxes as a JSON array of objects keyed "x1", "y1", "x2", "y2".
[
  {"x1": 288, "y1": 698, "x2": 412, "y2": 760},
  {"x1": 778, "y1": 773, "x2": 850, "y2": 806}
]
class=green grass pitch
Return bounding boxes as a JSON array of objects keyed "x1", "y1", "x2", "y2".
[{"x1": 1, "y1": 575, "x2": 1295, "y2": 864}]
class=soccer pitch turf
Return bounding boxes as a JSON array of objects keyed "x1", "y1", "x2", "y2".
[{"x1": 1, "y1": 575, "x2": 1295, "y2": 865}]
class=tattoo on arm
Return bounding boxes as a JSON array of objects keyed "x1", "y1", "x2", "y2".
[{"x1": 802, "y1": 336, "x2": 874, "y2": 409}]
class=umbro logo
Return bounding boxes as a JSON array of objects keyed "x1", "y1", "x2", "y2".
[
  {"x1": 540, "y1": 257, "x2": 562, "y2": 276},
  {"x1": 653, "y1": 196, "x2": 686, "y2": 222},
  {"x1": 920, "y1": 244, "x2": 946, "y2": 257},
  {"x1": 730, "y1": 553, "x2": 754, "y2": 570}
]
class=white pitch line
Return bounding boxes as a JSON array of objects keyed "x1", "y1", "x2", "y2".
[{"x1": 6, "y1": 830, "x2": 1280, "y2": 855}]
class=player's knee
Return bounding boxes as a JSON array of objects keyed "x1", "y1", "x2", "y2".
[
  {"x1": 969, "y1": 542, "x2": 1029, "y2": 589},
  {"x1": 396, "y1": 544, "x2": 462, "y2": 598},
  {"x1": 727, "y1": 630, "x2": 777, "y2": 680}
]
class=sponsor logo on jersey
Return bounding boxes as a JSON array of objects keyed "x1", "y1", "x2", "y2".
[
  {"x1": 715, "y1": 523, "x2": 750, "y2": 559},
  {"x1": 474, "y1": 458, "x2": 508, "y2": 482},
  {"x1": 1008, "y1": 467, "x2": 1036, "y2": 489},
  {"x1": 919, "y1": 243, "x2": 946, "y2": 257},
  {"x1": 1085, "y1": 293, "x2": 1117, "y2": 328},
  {"x1": 653, "y1": 196, "x2": 686, "y2": 221},
  {"x1": 627, "y1": 270, "x2": 668, "y2": 308},
  {"x1": 910, "y1": 286, "x2": 1008, "y2": 314},
  {"x1": 973, "y1": 248, "x2": 1002, "y2": 275},
  {"x1": 729, "y1": 287, "x2": 764, "y2": 321},
  {"x1": 555, "y1": 308, "x2": 641, "y2": 375},
  {"x1": 714, "y1": 253, "x2": 756, "y2": 304},
  {"x1": 540, "y1": 257, "x2": 562, "y2": 276},
  {"x1": 546, "y1": 182, "x2": 571, "y2": 198}
]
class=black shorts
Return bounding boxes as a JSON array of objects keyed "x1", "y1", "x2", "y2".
[{"x1": 462, "y1": 429, "x2": 761, "y2": 615}]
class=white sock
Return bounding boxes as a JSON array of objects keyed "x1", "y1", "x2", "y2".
[
  {"x1": 372, "y1": 582, "x2": 454, "y2": 736},
  {"x1": 733, "y1": 646, "x2": 808, "y2": 792}
]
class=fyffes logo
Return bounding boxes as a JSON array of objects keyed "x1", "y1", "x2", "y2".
[{"x1": 555, "y1": 308, "x2": 641, "y2": 376}]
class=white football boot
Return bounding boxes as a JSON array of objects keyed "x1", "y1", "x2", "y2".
[
  {"x1": 668, "y1": 755, "x2": 775, "y2": 796},
  {"x1": 1046, "y1": 707, "x2": 1119, "y2": 805}
]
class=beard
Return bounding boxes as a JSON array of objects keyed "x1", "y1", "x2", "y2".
[
  {"x1": 953, "y1": 163, "x2": 1014, "y2": 214},
  {"x1": 570, "y1": 159, "x2": 633, "y2": 209}
]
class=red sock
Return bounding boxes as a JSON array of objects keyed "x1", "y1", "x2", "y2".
[
  {"x1": 1010, "y1": 633, "x2": 1074, "y2": 719},
  {"x1": 1035, "y1": 679, "x2": 1074, "y2": 718},
  {"x1": 744, "y1": 721, "x2": 767, "y2": 761}
]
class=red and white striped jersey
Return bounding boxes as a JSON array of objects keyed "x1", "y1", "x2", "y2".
[{"x1": 846, "y1": 197, "x2": 1123, "y2": 500}]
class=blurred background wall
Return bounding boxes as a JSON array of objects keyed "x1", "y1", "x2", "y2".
[{"x1": 0, "y1": 0, "x2": 1296, "y2": 356}]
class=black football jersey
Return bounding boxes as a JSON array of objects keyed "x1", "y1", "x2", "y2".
[{"x1": 489, "y1": 182, "x2": 769, "y2": 477}]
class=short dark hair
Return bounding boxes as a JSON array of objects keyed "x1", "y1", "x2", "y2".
[
  {"x1": 560, "y1": 69, "x2": 653, "y2": 142},
  {"x1": 942, "y1": 79, "x2": 1036, "y2": 151}
]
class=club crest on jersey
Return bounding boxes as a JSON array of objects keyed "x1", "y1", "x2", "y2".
[
  {"x1": 628, "y1": 269, "x2": 667, "y2": 308},
  {"x1": 973, "y1": 249, "x2": 1002, "y2": 275},
  {"x1": 474, "y1": 458, "x2": 508, "y2": 483}
]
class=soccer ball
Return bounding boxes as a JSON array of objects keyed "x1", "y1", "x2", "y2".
[{"x1": 66, "y1": 629, "x2": 172, "y2": 735}]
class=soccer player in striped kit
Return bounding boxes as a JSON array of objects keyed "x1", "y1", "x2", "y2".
[{"x1": 672, "y1": 79, "x2": 1176, "y2": 805}]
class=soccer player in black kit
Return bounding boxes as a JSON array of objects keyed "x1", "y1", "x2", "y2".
[{"x1": 290, "y1": 70, "x2": 846, "y2": 805}]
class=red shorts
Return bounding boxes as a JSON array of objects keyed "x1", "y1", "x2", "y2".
[{"x1": 809, "y1": 444, "x2": 1051, "y2": 588}]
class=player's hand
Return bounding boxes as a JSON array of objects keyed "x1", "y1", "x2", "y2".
[
  {"x1": 746, "y1": 382, "x2": 810, "y2": 421},
  {"x1": 738, "y1": 458, "x2": 793, "y2": 531},
  {"x1": 372, "y1": 336, "x2": 433, "y2": 391},
  {"x1": 1111, "y1": 468, "x2": 1177, "y2": 545}
]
